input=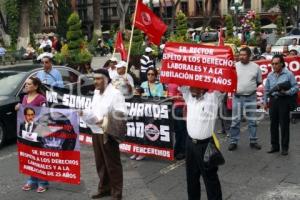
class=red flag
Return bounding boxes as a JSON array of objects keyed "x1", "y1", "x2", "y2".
[
  {"x1": 134, "y1": 0, "x2": 167, "y2": 45},
  {"x1": 218, "y1": 28, "x2": 224, "y2": 46},
  {"x1": 115, "y1": 31, "x2": 127, "y2": 61}
]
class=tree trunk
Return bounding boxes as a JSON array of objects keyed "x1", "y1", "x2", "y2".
[
  {"x1": 117, "y1": 0, "x2": 131, "y2": 32},
  {"x1": 18, "y1": 0, "x2": 30, "y2": 49},
  {"x1": 93, "y1": 0, "x2": 101, "y2": 32}
]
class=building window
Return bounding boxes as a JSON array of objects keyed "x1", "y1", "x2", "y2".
[
  {"x1": 153, "y1": 7, "x2": 160, "y2": 16},
  {"x1": 181, "y1": 2, "x2": 188, "y2": 16},
  {"x1": 243, "y1": 0, "x2": 251, "y2": 10},
  {"x1": 112, "y1": 7, "x2": 117, "y2": 16},
  {"x1": 166, "y1": 6, "x2": 172, "y2": 18},
  {"x1": 196, "y1": 0, "x2": 203, "y2": 16},
  {"x1": 103, "y1": 8, "x2": 108, "y2": 19},
  {"x1": 49, "y1": 15, "x2": 55, "y2": 27}
]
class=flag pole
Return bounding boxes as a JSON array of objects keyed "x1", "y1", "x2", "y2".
[
  {"x1": 112, "y1": 32, "x2": 117, "y2": 58},
  {"x1": 125, "y1": 0, "x2": 139, "y2": 74}
]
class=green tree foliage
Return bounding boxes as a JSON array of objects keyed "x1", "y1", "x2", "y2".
[
  {"x1": 275, "y1": 16, "x2": 283, "y2": 36},
  {"x1": 225, "y1": 15, "x2": 234, "y2": 39},
  {"x1": 168, "y1": 10, "x2": 189, "y2": 42},
  {"x1": 175, "y1": 10, "x2": 188, "y2": 38},
  {"x1": 67, "y1": 13, "x2": 83, "y2": 51},
  {"x1": 29, "y1": 0, "x2": 42, "y2": 34},
  {"x1": 60, "y1": 12, "x2": 92, "y2": 67},
  {"x1": 57, "y1": 0, "x2": 72, "y2": 38},
  {"x1": 130, "y1": 29, "x2": 144, "y2": 56},
  {"x1": 5, "y1": 0, "x2": 20, "y2": 48},
  {"x1": 254, "y1": 15, "x2": 261, "y2": 38}
]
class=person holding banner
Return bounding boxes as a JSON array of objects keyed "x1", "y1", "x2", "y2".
[
  {"x1": 80, "y1": 68, "x2": 126, "y2": 200},
  {"x1": 264, "y1": 54, "x2": 298, "y2": 156},
  {"x1": 130, "y1": 67, "x2": 165, "y2": 161},
  {"x1": 179, "y1": 86, "x2": 223, "y2": 200},
  {"x1": 15, "y1": 77, "x2": 49, "y2": 193},
  {"x1": 228, "y1": 47, "x2": 262, "y2": 151}
]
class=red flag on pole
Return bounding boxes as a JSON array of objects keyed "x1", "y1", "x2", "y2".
[
  {"x1": 134, "y1": 0, "x2": 167, "y2": 45},
  {"x1": 218, "y1": 28, "x2": 224, "y2": 46},
  {"x1": 115, "y1": 31, "x2": 127, "y2": 61}
]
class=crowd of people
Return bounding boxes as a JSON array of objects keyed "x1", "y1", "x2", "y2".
[{"x1": 11, "y1": 34, "x2": 299, "y2": 200}]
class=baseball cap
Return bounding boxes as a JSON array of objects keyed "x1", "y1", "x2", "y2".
[
  {"x1": 145, "y1": 47, "x2": 153, "y2": 53},
  {"x1": 115, "y1": 61, "x2": 127, "y2": 69},
  {"x1": 110, "y1": 57, "x2": 118, "y2": 62}
]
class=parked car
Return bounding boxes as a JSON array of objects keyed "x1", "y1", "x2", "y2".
[
  {"x1": 0, "y1": 64, "x2": 94, "y2": 148},
  {"x1": 271, "y1": 35, "x2": 300, "y2": 54}
]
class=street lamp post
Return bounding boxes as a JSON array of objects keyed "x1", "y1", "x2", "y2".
[{"x1": 230, "y1": 0, "x2": 244, "y2": 27}]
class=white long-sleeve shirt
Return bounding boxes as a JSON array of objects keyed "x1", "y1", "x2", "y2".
[
  {"x1": 82, "y1": 84, "x2": 126, "y2": 134},
  {"x1": 179, "y1": 86, "x2": 224, "y2": 140}
]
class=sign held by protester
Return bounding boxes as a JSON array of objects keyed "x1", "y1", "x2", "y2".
[
  {"x1": 160, "y1": 42, "x2": 237, "y2": 92},
  {"x1": 17, "y1": 105, "x2": 80, "y2": 184},
  {"x1": 119, "y1": 96, "x2": 174, "y2": 160}
]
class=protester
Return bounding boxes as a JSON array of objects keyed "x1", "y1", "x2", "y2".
[
  {"x1": 81, "y1": 69, "x2": 126, "y2": 200},
  {"x1": 288, "y1": 38, "x2": 300, "y2": 54},
  {"x1": 140, "y1": 47, "x2": 155, "y2": 82},
  {"x1": 130, "y1": 67, "x2": 165, "y2": 161},
  {"x1": 78, "y1": 63, "x2": 93, "y2": 74},
  {"x1": 261, "y1": 44, "x2": 273, "y2": 60},
  {"x1": 179, "y1": 86, "x2": 223, "y2": 200},
  {"x1": 36, "y1": 56, "x2": 63, "y2": 88},
  {"x1": 52, "y1": 36, "x2": 62, "y2": 52},
  {"x1": 112, "y1": 61, "x2": 134, "y2": 97},
  {"x1": 264, "y1": 54, "x2": 298, "y2": 156},
  {"x1": 289, "y1": 49, "x2": 298, "y2": 56},
  {"x1": 228, "y1": 47, "x2": 262, "y2": 151},
  {"x1": 140, "y1": 67, "x2": 165, "y2": 97},
  {"x1": 15, "y1": 77, "x2": 48, "y2": 193},
  {"x1": 107, "y1": 57, "x2": 118, "y2": 79},
  {"x1": 167, "y1": 83, "x2": 187, "y2": 160},
  {"x1": 282, "y1": 45, "x2": 290, "y2": 57}
]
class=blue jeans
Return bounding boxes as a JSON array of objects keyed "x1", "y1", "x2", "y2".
[
  {"x1": 26, "y1": 176, "x2": 49, "y2": 187},
  {"x1": 229, "y1": 94, "x2": 258, "y2": 144}
]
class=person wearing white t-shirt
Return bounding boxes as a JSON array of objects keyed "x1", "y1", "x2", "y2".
[
  {"x1": 81, "y1": 69, "x2": 126, "y2": 200},
  {"x1": 288, "y1": 38, "x2": 300, "y2": 54},
  {"x1": 112, "y1": 61, "x2": 134, "y2": 97},
  {"x1": 179, "y1": 86, "x2": 223, "y2": 200}
]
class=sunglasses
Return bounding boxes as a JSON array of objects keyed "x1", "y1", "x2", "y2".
[{"x1": 271, "y1": 62, "x2": 280, "y2": 65}]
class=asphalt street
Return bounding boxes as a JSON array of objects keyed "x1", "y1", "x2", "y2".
[
  {"x1": 1, "y1": 115, "x2": 300, "y2": 200},
  {"x1": 1, "y1": 57, "x2": 300, "y2": 200}
]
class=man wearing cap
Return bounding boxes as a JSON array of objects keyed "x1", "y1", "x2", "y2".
[
  {"x1": 81, "y1": 69, "x2": 126, "y2": 200},
  {"x1": 112, "y1": 61, "x2": 134, "y2": 97},
  {"x1": 108, "y1": 57, "x2": 118, "y2": 79},
  {"x1": 140, "y1": 47, "x2": 155, "y2": 82}
]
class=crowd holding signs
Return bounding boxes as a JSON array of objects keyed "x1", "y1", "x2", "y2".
[{"x1": 16, "y1": 46, "x2": 300, "y2": 187}]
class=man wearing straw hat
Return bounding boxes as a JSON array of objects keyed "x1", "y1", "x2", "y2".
[{"x1": 80, "y1": 68, "x2": 126, "y2": 200}]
